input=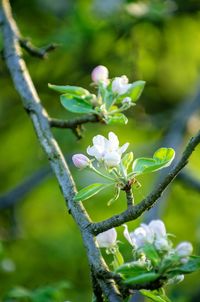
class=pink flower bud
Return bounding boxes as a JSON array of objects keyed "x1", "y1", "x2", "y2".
[
  {"x1": 91, "y1": 65, "x2": 109, "y2": 83},
  {"x1": 72, "y1": 154, "x2": 90, "y2": 169}
]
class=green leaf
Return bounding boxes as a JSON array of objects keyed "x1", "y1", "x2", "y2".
[
  {"x1": 132, "y1": 148, "x2": 175, "y2": 175},
  {"x1": 122, "y1": 152, "x2": 134, "y2": 172},
  {"x1": 168, "y1": 256, "x2": 200, "y2": 275},
  {"x1": 116, "y1": 80, "x2": 146, "y2": 103},
  {"x1": 60, "y1": 94, "x2": 96, "y2": 114},
  {"x1": 106, "y1": 113, "x2": 128, "y2": 125},
  {"x1": 124, "y1": 272, "x2": 160, "y2": 285},
  {"x1": 74, "y1": 183, "x2": 107, "y2": 202},
  {"x1": 116, "y1": 261, "x2": 149, "y2": 278},
  {"x1": 140, "y1": 289, "x2": 171, "y2": 302},
  {"x1": 126, "y1": 80, "x2": 146, "y2": 102},
  {"x1": 140, "y1": 244, "x2": 161, "y2": 266},
  {"x1": 48, "y1": 83, "x2": 89, "y2": 96}
]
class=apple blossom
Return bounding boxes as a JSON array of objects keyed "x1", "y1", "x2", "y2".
[
  {"x1": 96, "y1": 228, "x2": 117, "y2": 248},
  {"x1": 91, "y1": 65, "x2": 109, "y2": 83},
  {"x1": 72, "y1": 154, "x2": 90, "y2": 169},
  {"x1": 87, "y1": 132, "x2": 129, "y2": 168},
  {"x1": 175, "y1": 242, "x2": 193, "y2": 258},
  {"x1": 149, "y1": 220, "x2": 167, "y2": 239},
  {"x1": 112, "y1": 75, "x2": 131, "y2": 95}
]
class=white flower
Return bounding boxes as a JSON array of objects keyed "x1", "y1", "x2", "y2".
[
  {"x1": 91, "y1": 65, "x2": 109, "y2": 83},
  {"x1": 175, "y1": 242, "x2": 193, "y2": 258},
  {"x1": 72, "y1": 154, "x2": 90, "y2": 169},
  {"x1": 149, "y1": 220, "x2": 167, "y2": 239},
  {"x1": 112, "y1": 75, "x2": 131, "y2": 95},
  {"x1": 123, "y1": 224, "x2": 153, "y2": 249},
  {"x1": 96, "y1": 228, "x2": 117, "y2": 248},
  {"x1": 87, "y1": 132, "x2": 129, "y2": 168}
]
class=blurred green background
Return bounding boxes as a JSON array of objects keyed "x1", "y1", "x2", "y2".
[{"x1": 1, "y1": 0, "x2": 200, "y2": 301}]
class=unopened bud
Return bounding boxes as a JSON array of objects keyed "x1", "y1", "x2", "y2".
[
  {"x1": 175, "y1": 242, "x2": 193, "y2": 258},
  {"x1": 72, "y1": 154, "x2": 90, "y2": 169},
  {"x1": 91, "y1": 65, "x2": 109, "y2": 83}
]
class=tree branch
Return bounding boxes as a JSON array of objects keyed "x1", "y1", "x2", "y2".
[
  {"x1": 92, "y1": 130, "x2": 200, "y2": 235},
  {"x1": 49, "y1": 114, "x2": 100, "y2": 129},
  {"x1": 19, "y1": 38, "x2": 58, "y2": 59},
  {"x1": 1, "y1": 1, "x2": 122, "y2": 300}
]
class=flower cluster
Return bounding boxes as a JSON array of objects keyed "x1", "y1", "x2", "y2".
[
  {"x1": 96, "y1": 220, "x2": 198, "y2": 289},
  {"x1": 72, "y1": 132, "x2": 175, "y2": 204},
  {"x1": 48, "y1": 65, "x2": 146, "y2": 125}
]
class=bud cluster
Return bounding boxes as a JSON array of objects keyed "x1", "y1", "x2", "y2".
[{"x1": 96, "y1": 220, "x2": 195, "y2": 287}]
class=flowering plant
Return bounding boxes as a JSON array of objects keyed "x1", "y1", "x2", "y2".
[
  {"x1": 97, "y1": 220, "x2": 200, "y2": 301},
  {"x1": 48, "y1": 65, "x2": 145, "y2": 125},
  {"x1": 72, "y1": 132, "x2": 175, "y2": 205}
]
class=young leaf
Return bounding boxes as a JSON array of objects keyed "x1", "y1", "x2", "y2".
[
  {"x1": 48, "y1": 83, "x2": 89, "y2": 96},
  {"x1": 140, "y1": 289, "x2": 171, "y2": 302},
  {"x1": 60, "y1": 94, "x2": 96, "y2": 114},
  {"x1": 124, "y1": 272, "x2": 160, "y2": 285},
  {"x1": 74, "y1": 183, "x2": 107, "y2": 202},
  {"x1": 140, "y1": 244, "x2": 161, "y2": 266},
  {"x1": 106, "y1": 113, "x2": 128, "y2": 125},
  {"x1": 168, "y1": 255, "x2": 200, "y2": 275},
  {"x1": 126, "y1": 80, "x2": 146, "y2": 102},
  {"x1": 132, "y1": 148, "x2": 175, "y2": 175},
  {"x1": 122, "y1": 152, "x2": 134, "y2": 172},
  {"x1": 115, "y1": 261, "x2": 149, "y2": 278}
]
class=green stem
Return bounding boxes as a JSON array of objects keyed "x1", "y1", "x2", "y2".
[{"x1": 90, "y1": 165, "x2": 114, "y2": 181}]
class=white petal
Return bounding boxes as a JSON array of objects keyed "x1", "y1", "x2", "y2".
[
  {"x1": 108, "y1": 132, "x2": 119, "y2": 150},
  {"x1": 96, "y1": 228, "x2": 117, "y2": 248},
  {"x1": 123, "y1": 224, "x2": 135, "y2": 247},
  {"x1": 149, "y1": 220, "x2": 166, "y2": 239},
  {"x1": 93, "y1": 135, "x2": 107, "y2": 147},
  {"x1": 120, "y1": 143, "x2": 129, "y2": 154},
  {"x1": 104, "y1": 152, "x2": 121, "y2": 167},
  {"x1": 87, "y1": 146, "x2": 102, "y2": 160}
]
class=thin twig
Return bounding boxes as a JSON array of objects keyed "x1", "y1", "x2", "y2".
[
  {"x1": 91, "y1": 130, "x2": 200, "y2": 235},
  {"x1": 49, "y1": 114, "x2": 99, "y2": 128},
  {"x1": 20, "y1": 38, "x2": 58, "y2": 59}
]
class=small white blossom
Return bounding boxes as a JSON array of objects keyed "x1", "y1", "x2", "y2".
[
  {"x1": 96, "y1": 228, "x2": 117, "y2": 248},
  {"x1": 87, "y1": 132, "x2": 129, "y2": 168},
  {"x1": 175, "y1": 242, "x2": 193, "y2": 258},
  {"x1": 149, "y1": 220, "x2": 167, "y2": 239},
  {"x1": 72, "y1": 154, "x2": 90, "y2": 169},
  {"x1": 91, "y1": 65, "x2": 109, "y2": 83},
  {"x1": 123, "y1": 224, "x2": 153, "y2": 249},
  {"x1": 154, "y1": 238, "x2": 170, "y2": 252},
  {"x1": 112, "y1": 75, "x2": 131, "y2": 95}
]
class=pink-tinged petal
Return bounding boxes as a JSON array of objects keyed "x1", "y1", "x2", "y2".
[
  {"x1": 72, "y1": 154, "x2": 90, "y2": 169},
  {"x1": 91, "y1": 65, "x2": 109, "y2": 83}
]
